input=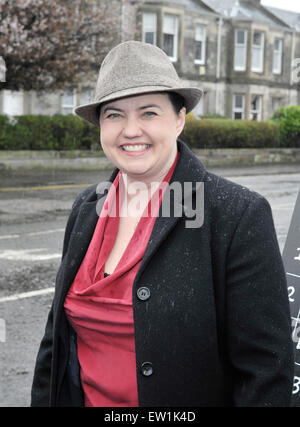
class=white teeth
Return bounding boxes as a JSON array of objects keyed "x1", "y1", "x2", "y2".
[{"x1": 122, "y1": 144, "x2": 150, "y2": 152}]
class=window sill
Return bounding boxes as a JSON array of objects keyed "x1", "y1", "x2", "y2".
[{"x1": 251, "y1": 69, "x2": 264, "y2": 74}]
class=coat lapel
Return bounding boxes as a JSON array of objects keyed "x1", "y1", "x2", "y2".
[
  {"x1": 57, "y1": 169, "x2": 119, "y2": 303},
  {"x1": 134, "y1": 139, "x2": 207, "y2": 282},
  {"x1": 61, "y1": 167, "x2": 120, "y2": 289},
  {"x1": 57, "y1": 199, "x2": 99, "y2": 305}
]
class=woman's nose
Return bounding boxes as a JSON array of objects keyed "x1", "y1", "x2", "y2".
[{"x1": 122, "y1": 117, "x2": 143, "y2": 138}]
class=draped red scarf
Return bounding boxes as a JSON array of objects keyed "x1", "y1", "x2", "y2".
[{"x1": 64, "y1": 150, "x2": 179, "y2": 407}]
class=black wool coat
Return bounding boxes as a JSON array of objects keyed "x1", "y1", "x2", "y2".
[{"x1": 31, "y1": 139, "x2": 294, "y2": 407}]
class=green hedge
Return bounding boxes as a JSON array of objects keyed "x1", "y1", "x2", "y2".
[
  {"x1": 0, "y1": 114, "x2": 99, "y2": 150},
  {"x1": 0, "y1": 115, "x2": 11, "y2": 148},
  {"x1": 181, "y1": 114, "x2": 280, "y2": 149},
  {"x1": 0, "y1": 111, "x2": 294, "y2": 150},
  {"x1": 270, "y1": 105, "x2": 300, "y2": 148}
]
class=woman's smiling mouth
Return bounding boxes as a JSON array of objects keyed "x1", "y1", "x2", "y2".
[{"x1": 121, "y1": 144, "x2": 151, "y2": 152}]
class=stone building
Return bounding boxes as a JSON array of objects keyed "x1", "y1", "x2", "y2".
[{"x1": 1, "y1": 0, "x2": 300, "y2": 120}]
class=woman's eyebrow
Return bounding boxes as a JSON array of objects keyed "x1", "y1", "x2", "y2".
[
  {"x1": 139, "y1": 104, "x2": 162, "y2": 110},
  {"x1": 102, "y1": 104, "x2": 162, "y2": 114},
  {"x1": 102, "y1": 106, "x2": 123, "y2": 114}
]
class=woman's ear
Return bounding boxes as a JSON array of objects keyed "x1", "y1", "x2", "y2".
[{"x1": 176, "y1": 107, "x2": 186, "y2": 136}]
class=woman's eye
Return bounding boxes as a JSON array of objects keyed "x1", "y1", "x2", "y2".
[
  {"x1": 107, "y1": 113, "x2": 121, "y2": 119},
  {"x1": 144, "y1": 111, "x2": 156, "y2": 117}
]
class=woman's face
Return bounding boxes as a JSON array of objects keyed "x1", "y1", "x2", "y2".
[{"x1": 99, "y1": 93, "x2": 186, "y2": 183}]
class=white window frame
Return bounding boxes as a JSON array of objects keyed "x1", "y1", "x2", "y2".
[
  {"x1": 194, "y1": 25, "x2": 206, "y2": 65},
  {"x1": 251, "y1": 31, "x2": 265, "y2": 73},
  {"x1": 142, "y1": 12, "x2": 157, "y2": 45},
  {"x1": 234, "y1": 29, "x2": 247, "y2": 71},
  {"x1": 233, "y1": 93, "x2": 245, "y2": 120},
  {"x1": 250, "y1": 94, "x2": 262, "y2": 121},
  {"x1": 163, "y1": 14, "x2": 179, "y2": 62},
  {"x1": 273, "y1": 38, "x2": 283, "y2": 75},
  {"x1": 3, "y1": 90, "x2": 24, "y2": 116},
  {"x1": 61, "y1": 88, "x2": 76, "y2": 115}
]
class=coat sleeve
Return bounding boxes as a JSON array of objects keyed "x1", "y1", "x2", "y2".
[
  {"x1": 30, "y1": 192, "x2": 85, "y2": 407},
  {"x1": 226, "y1": 194, "x2": 294, "y2": 407},
  {"x1": 30, "y1": 302, "x2": 54, "y2": 406}
]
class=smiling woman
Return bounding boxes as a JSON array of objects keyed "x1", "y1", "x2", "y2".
[
  {"x1": 31, "y1": 40, "x2": 294, "y2": 408},
  {"x1": 98, "y1": 93, "x2": 185, "y2": 185}
]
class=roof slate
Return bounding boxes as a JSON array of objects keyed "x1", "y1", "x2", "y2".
[{"x1": 202, "y1": 0, "x2": 295, "y2": 28}]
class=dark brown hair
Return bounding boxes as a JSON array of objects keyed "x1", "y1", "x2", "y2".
[{"x1": 166, "y1": 91, "x2": 185, "y2": 114}]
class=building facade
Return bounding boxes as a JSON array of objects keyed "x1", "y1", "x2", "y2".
[{"x1": 1, "y1": 0, "x2": 300, "y2": 120}]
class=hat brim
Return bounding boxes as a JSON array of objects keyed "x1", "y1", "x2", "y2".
[{"x1": 74, "y1": 86, "x2": 203, "y2": 127}]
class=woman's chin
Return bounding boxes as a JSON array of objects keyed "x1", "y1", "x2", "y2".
[{"x1": 121, "y1": 165, "x2": 153, "y2": 179}]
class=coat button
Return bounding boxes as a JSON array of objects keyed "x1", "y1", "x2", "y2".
[
  {"x1": 137, "y1": 286, "x2": 151, "y2": 301},
  {"x1": 141, "y1": 362, "x2": 154, "y2": 376}
]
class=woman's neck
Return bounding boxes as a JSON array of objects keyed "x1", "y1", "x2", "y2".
[{"x1": 120, "y1": 148, "x2": 178, "y2": 202}]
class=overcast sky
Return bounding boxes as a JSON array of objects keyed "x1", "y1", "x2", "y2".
[{"x1": 261, "y1": 0, "x2": 300, "y2": 13}]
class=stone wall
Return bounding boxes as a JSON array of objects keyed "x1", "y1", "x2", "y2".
[{"x1": 1, "y1": 148, "x2": 300, "y2": 170}]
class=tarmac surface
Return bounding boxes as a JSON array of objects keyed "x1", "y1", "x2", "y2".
[{"x1": 0, "y1": 162, "x2": 299, "y2": 406}]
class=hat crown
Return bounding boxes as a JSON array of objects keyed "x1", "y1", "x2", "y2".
[
  {"x1": 74, "y1": 40, "x2": 203, "y2": 126},
  {"x1": 94, "y1": 41, "x2": 181, "y2": 102}
]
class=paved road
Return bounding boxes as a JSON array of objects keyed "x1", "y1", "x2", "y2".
[{"x1": 0, "y1": 165, "x2": 299, "y2": 406}]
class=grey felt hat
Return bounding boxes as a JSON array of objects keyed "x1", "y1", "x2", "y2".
[{"x1": 74, "y1": 40, "x2": 203, "y2": 127}]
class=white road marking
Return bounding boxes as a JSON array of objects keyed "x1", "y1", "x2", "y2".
[
  {"x1": 272, "y1": 203, "x2": 294, "y2": 210},
  {"x1": 0, "y1": 234, "x2": 19, "y2": 240},
  {"x1": 0, "y1": 228, "x2": 64, "y2": 240},
  {"x1": 0, "y1": 249, "x2": 61, "y2": 261},
  {"x1": 0, "y1": 287, "x2": 55, "y2": 303},
  {"x1": 287, "y1": 273, "x2": 300, "y2": 279},
  {"x1": 0, "y1": 183, "x2": 90, "y2": 192}
]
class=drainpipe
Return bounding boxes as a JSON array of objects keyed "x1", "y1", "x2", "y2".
[
  {"x1": 290, "y1": 30, "x2": 296, "y2": 86},
  {"x1": 289, "y1": 29, "x2": 296, "y2": 105},
  {"x1": 216, "y1": 17, "x2": 223, "y2": 79},
  {"x1": 121, "y1": 0, "x2": 126, "y2": 42},
  {"x1": 216, "y1": 17, "x2": 223, "y2": 113}
]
